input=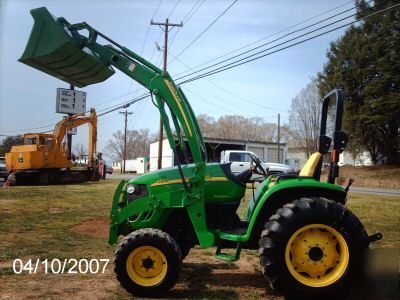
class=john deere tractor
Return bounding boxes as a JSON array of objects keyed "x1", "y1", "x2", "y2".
[{"x1": 20, "y1": 7, "x2": 381, "y2": 298}]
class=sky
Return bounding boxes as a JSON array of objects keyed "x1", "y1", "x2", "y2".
[{"x1": 0, "y1": 0, "x2": 354, "y2": 159}]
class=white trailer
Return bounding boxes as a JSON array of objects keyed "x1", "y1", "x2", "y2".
[{"x1": 112, "y1": 157, "x2": 150, "y2": 174}]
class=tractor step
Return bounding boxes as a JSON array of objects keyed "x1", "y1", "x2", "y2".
[
  {"x1": 215, "y1": 241, "x2": 242, "y2": 262},
  {"x1": 369, "y1": 232, "x2": 383, "y2": 243}
]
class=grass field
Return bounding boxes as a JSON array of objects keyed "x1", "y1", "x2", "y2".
[{"x1": 0, "y1": 180, "x2": 399, "y2": 299}]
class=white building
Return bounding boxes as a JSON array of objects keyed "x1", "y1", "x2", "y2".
[
  {"x1": 339, "y1": 151, "x2": 372, "y2": 166},
  {"x1": 286, "y1": 140, "x2": 373, "y2": 171}
]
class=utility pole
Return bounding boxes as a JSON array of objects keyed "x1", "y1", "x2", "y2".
[
  {"x1": 150, "y1": 18, "x2": 183, "y2": 169},
  {"x1": 67, "y1": 84, "x2": 74, "y2": 160},
  {"x1": 120, "y1": 110, "x2": 133, "y2": 174},
  {"x1": 277, "y1": 113, "x2": 281, "y2": 163}
]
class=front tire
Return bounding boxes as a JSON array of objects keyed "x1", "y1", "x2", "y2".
[
  {"x1": 259, "y1": 197, "x2": 369, "y2": 297},
  {"x1": 114, "y1": 228, "x2": 182, "y2": 297}
]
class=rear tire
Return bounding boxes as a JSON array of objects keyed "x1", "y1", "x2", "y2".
[
  {"x1": 259, "y1": 197, "x2": 369, "y2": 297},
  {"x1": 114, "y1": 228, "x2": 182, "y2": 297}
]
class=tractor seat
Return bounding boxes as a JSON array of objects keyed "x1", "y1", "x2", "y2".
[
  {"x1": 268, "y1": 152, "x2": 322, "y2": 188},
  {"x1": 299, "y1": 152, "x2": 322, "y2": 177}
]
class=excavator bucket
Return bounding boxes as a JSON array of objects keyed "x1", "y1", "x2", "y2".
[{"x1": 19, "y1": 7, "x2": 114, "y2": 87}]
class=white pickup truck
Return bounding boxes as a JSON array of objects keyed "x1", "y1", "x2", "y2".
[{"x1": 220, "y1": 150, "x2": 292, "y2": 176}]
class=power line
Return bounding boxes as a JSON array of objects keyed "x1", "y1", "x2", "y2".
[
  {"x1": 0, "y1": 123, "x2": 57, "y2": 133},
  {"x1": 0, "y1": 1, "x2": 189, "y2": 134},
  {"x1": 108, "y1": 0, "x2": 175, "y2": 138},
  {"x1": 183, "y1": 0, "x2": 204, "y2": 23},
  {"x1": 97, "y1": 93, "x2": 151, "y2": 117},
  {"x1": 130, "y1": 40, "x2": 167, "y2": 130},
  {"x1": 122, "y1": 0, "x2": 164, "y2": 116},
  {"x1": 171, "y1": 0, "x2": 238, "y2": 62},
  {"x1": 141, "y1": 0, "x2": 164, "y2": 55},
  {"x1": 184, "y1": 87, "x2": 239, "y2": 114},
  {"x1": 150, "y1": 18, "x2": 183, "y2": 170},
  {"x1": 169, "y1": 0, "x2": 205, "y2": 48},
  {"x1": 0, "y1": 86, "x2": 148, "y2": 133},
  {"x1": 5, "y1": 1, "x2": 384, "y2": 135},
  {"x1": 168, "y1": 0, "x2": 182, "y2": 18},
  {"x1": 173, "y1": 0, "x2": 356, "y2": 76},
  {"x1": 0, "y1": 93, "x2": 150, "y2": 136},
  {"x1": 169, "y1": 50, "x2": 288, "y2": 112},
  {"x1": 178, "y1": 2, "x2": 399, "y2": 84},
  {"x1": 20, "y1": 0, "x2": 357, "y2": 126},
  {"x1": 176, "y1": 0, "x2": 375, "y2": 81},
  {"x1": 185, "y1": 81, "x2": 259, "y2": 115}
]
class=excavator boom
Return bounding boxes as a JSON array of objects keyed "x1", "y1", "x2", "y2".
[{"x1": 53, "y1": 108, "x2": 97, "y2": 166}]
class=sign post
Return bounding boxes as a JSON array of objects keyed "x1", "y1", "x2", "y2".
[{"x1": 56, "y1": 87, "x2": 86, "y2": 159}]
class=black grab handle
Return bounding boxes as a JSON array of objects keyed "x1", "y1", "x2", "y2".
[{"x1": 320, "y1": 89, "x2": 344, "y2": 137}]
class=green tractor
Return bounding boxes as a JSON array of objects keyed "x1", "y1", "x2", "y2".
[{"x1": 19, "y1": 7, "x2": 381, "y2": 298}]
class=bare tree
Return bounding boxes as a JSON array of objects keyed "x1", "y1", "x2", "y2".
[
  {"x1": 289, "y1": 77, "x2": 322, "y2": 158},
  {"x1": 104, "y1": 128, "x2": 156, "y2": 162},
  {"x1": 196, "y1": 114, "x2": 290, "y2": 143}
]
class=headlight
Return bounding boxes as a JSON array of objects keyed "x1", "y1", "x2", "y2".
[
  {"x1": 127, "y1": 184, "x2": 137, "y2": 194},
  {"x1": 126, "y1": 183, "x2": 148, "y2": 202}
]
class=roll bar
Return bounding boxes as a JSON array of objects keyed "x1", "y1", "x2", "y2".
[{"x1": 318, "y1": 88, "x2": 347, "y2": 184}]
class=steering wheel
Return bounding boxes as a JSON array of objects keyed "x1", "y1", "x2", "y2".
[{"x1": 250, "y1": 155, "x2": 268, "y2": 177}]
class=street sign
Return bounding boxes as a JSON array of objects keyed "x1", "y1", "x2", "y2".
[{"x1": 56, "y1": 88, "x2": 86, "y2": 114}]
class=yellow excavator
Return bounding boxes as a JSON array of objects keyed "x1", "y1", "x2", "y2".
[{"x1": 5, "y1": 108, "x2": 101, "y2": 185}]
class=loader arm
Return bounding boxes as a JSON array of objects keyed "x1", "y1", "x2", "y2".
[
  {"x1": 19, "y1": 7, "x2": 214, "y2": 246},
  {"x1": 53, "y1": 108, "x2": 97, "y2": 167},
  {"x1": 19, "y1": 7, "x2": 207, "y2": 188}
]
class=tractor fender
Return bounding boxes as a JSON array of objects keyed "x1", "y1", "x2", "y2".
[{"x1": 242, "y1": 180, "x2": 346, "y2": 249}]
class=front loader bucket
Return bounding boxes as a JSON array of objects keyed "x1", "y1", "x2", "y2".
[{"x1": 19, "y1": 7, "x2": 114, "y2": 87}]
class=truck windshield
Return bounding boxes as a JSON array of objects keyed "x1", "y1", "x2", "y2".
[
  {"x1": 230, "y1": 152, "x2": 252, "y2": 162},
  {"x1": 24, "y1": 137, "x2": 37, "y2": 145},
  {"x1": 229, "y1": 152, "x2": 265, "y2": 163}
]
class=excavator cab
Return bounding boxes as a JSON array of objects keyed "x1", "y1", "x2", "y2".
[{"x1": 23, "y1": 133, "x2": 53, "y2": 150}]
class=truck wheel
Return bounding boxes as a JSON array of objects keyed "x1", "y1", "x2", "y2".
[
  {"x1": 114, "y1": 228, "x2": 182, "y2": 297},
  {"x1": 259, "y1": 197, "x2": 369, "y2": 297}
]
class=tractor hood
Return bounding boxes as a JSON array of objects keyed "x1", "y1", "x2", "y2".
[
  {"x1": 129, "y1": 164, "x2": 195, "y2": 186},
  {"x1": 127, "y1": 163, "x2": 246, "y2": 204}
]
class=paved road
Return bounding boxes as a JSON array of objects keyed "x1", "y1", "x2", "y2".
[{"x1": 348, "y1": 186, "x2": 400, "y2": 197}]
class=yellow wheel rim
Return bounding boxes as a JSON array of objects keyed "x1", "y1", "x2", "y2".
[
  {"x1": 126, "y1": 246, "x2": 168, "y2": 287},
  {"x1": 285, "y1": 224, "x2": 349, "y2": 287}
]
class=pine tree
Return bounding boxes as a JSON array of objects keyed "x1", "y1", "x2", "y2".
[{"x1": 319, "y1": 0, "x2": 399, "y2": 165}]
